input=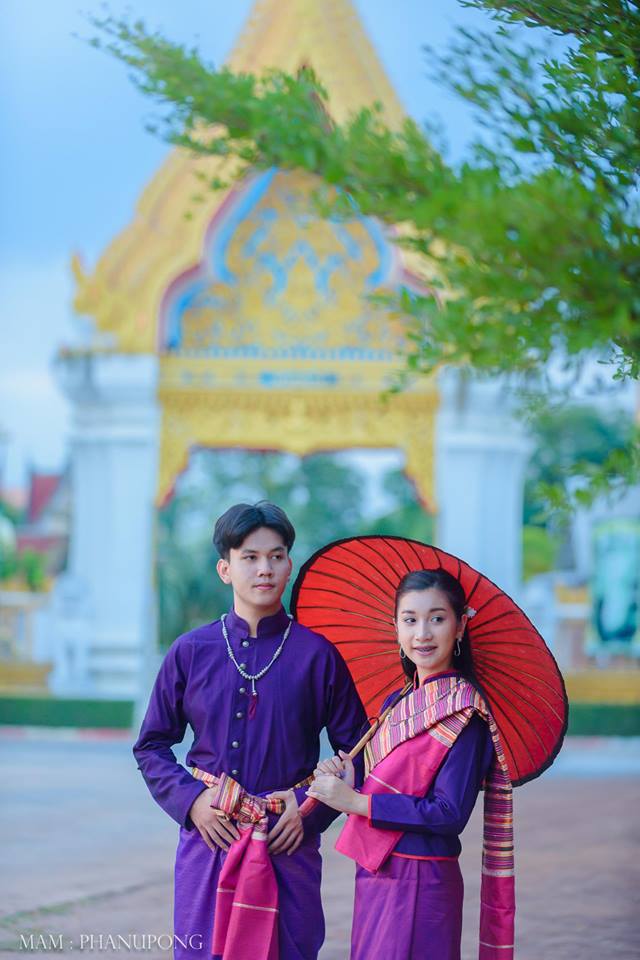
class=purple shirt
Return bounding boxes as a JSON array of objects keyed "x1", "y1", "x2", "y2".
[
  {"x1": 369, "y1": 677, "x2": 495, "y2": 857},
  {"x1": 133, "y1": 606, "x2": 367, "y2": 834}
]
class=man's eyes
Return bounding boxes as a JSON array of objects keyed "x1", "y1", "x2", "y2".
[{"x1": 243, "y1": 554, "x2": 284, "y2": 560}]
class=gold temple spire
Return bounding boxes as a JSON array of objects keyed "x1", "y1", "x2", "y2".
[
  {"x1": 228, "y1": 0, "x2": 405, "y2": 126},
  {"x1": 72, "y1": 0, "x2": 406, "y2": 353}
]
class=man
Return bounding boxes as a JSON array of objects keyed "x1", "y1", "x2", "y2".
[{"x1": 133, "y1": 501, "x2": 367, "y2": 959}]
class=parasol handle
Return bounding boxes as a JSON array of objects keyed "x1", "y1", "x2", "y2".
[{"x1": 299, "y1": 686, "x2": 411, "y2": 820}]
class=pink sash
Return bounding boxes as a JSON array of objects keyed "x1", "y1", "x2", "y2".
[
  {"x1": 335, "y1": 676, "x2": 516, "y2": 960},
  {"x1": 191, "y1": 769, "x2": 311, "y2": 960}
]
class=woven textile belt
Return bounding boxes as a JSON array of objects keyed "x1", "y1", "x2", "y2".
[
  {"x1": 191, "y1": 767, "x2": 313, "y2": 824},
  {"x1": 190, "y1": 767, "x2": 314, "y2": 960}
]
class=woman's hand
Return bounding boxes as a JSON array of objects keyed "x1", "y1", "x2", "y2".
[
  {"x1": 314, "y1": 750, "x2": 355, "y2": 787},
  {"x1": 306, "y1": 774, "x2": 368, "y2": 816}
]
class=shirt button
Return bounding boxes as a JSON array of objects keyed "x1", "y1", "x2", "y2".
[
  {"x1": 239, "y1": 687, "x2": 246, "y2": 694},
  {"x1": 231, "y1": 768, "x2": 239, "y2": 776},
  {"x1": 241, "y1": 640, "x2": 250, "y2": 648},
  {"x1": 231, "y1": 740, "x2": 240, "y2": 749},
  {"x1": 236, "y1": 711, "x2": 244, "y2": 719},
  {"x1": 239, "y1": 663, "x2": 247, "y2": 670}
]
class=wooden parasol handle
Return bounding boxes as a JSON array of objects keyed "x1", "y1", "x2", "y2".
[{"x1": 298, "y1": 687, "x2": 409, "y2": 819}]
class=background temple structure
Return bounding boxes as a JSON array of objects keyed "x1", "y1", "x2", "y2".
[{"x1": 2, "y1": 0, "x2": 636, "y2": 728}]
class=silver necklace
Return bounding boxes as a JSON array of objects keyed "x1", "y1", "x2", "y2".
[{"x1": 221, "y1": 612, "x2": 293, "y2": 715}]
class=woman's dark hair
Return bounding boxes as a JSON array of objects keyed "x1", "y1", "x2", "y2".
[
  {"x1": 394, "y1": 569, "x2": 472, "y2": 681},
  {"x1": 213, "y1": 501, "x2": 295, "y2": 559}
]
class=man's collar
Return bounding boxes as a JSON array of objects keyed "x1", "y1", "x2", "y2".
[{"x1": 225, "y1": 605, "x2": 291, "y2": 639}]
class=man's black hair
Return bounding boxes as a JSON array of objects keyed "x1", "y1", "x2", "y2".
[{"x1": 213, "y1": 501, "x2": 296, "y2": 559}]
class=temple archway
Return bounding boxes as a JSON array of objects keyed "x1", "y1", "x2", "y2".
[{"x1": 54, "y1": 0, "x2": 528, "y2": 700}]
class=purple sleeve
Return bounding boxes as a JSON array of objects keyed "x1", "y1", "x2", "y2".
[
  {"x1": 369, "y1": 715, "x2": 493, "y2": 835},
  {"x1": 132, "y1": 638, "x2": 208, "y2": 829},
  {"x1": 302, "y1": 643, "x2": 368, "y2": 835}
]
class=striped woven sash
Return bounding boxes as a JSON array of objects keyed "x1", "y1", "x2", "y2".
[{"x1": 342, "y1": 676, "x2": 515, "y2": 960}]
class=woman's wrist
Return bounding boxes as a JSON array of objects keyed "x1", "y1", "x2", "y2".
[{"x1": 345, "y1": 791, "x2": 370, "y2": 817}]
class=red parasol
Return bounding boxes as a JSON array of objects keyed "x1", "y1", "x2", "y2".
[{"x1": 291, "y1": 535, "x2": 567, "y2": 786}]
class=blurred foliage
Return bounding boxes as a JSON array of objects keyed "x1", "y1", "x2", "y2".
[
  {"x1": 522, "y1": 524, "x2": 559, "y2": 580},
  {"x1": 521, "y1": 402, "x2": 635, "y2": 572},
  {"x1": 156, "y1": 450, "x2": 431, "y2": 649},
  {"x1": 19, "y1": 550, "x2": 47, "y2": 592},
  {"x1": 89, "y1": 1, "x2": 640, "y2": 506},
  {"x1": 0, "y1": 498, "x2": 23, "y2": 526},
  {"x1": 0, "y1": 549, "x2": 19, "y2": 582},
  {"x1": 358, "y1": 470, "x2": 435, "y2": 542},
  {"x1": 524, "y1": 403, "x2": 636, "y2": 524},
  {"x1": 0, "y1": 548, "x2": 47, "y2": 592}
]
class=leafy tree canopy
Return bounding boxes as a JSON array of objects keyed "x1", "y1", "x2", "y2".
[{"x1": 89, "y1": 1, "x2": 640, "y2": 503}]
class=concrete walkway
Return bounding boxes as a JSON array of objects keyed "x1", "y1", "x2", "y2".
[{"x1": 1, "y1": 733, "x2": 638, "y2": 959}]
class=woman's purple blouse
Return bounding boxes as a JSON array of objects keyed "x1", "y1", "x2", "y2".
[{"x1": 369, "y1": 678, "x2": 495, "y2": 858}]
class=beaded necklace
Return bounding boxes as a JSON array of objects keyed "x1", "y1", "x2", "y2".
[{"x1": 221, "y1": 612, "x2": 293, "y2": 718}]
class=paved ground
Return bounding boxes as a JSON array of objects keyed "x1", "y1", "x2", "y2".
[{"x1": 1, "y1": 732, "x2": 639, "y2": 959}]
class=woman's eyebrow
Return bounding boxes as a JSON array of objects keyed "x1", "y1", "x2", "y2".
[{"x1": 400, "y1": 607, "x2": 448, "y2": 614}]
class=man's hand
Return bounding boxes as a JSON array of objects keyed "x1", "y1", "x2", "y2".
[
  {"x1": 188, "y1": 789, "x2": 241, "y2": 852},
  {"x1": 266, "y1": 789, "x2": 304, "y2": 856}
]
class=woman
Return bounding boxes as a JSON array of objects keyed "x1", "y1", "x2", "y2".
[{"x1": 306, "y1": 568, "x2": 514, "y2": 960}]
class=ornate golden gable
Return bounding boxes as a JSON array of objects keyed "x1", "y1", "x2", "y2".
[{"x1": 72, "y1": 0, "x2": 437, "y2": 508}]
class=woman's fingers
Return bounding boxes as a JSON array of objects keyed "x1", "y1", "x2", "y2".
[
  {"x1": 338, "y1": 750, "x2": 356, "y2": 787},
  {"x1": 306, "y1": 777, "x2": 330, "y2": 801},
  {"x1": 315, "y1": 756, "x2": 343, "y2": 777}
]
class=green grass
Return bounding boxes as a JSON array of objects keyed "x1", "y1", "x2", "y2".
[
  {"x1": 1, "y1": 695, "x2": 638, "y2": 736},
  {"x1": 567, "y1": 703, "x2": 640, "y2": 736},
  {"x1": 0, "y1": 695, "x2": 134, "y2": 728}
]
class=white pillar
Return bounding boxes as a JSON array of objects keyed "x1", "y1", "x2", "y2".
[
  {"x1": 435, "y1": 371, "x2": 531, "y2": 600},
  {"x1": 50, "y1": 353, "x2": 159, "y2": 699}
]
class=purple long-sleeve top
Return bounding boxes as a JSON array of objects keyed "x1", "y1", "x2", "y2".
[
  {"x1": 133, "y1": 606, "x2": 367, "y2": 835},
  {"x1": 369, "y1": 674, "x2": 495, "y2": 858}
]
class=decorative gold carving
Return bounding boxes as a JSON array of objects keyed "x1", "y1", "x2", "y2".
[
  {"x1": 158, "y1": 384, "x2": 437, "y2": 510},
  {"x1": 175, "y1": 170, "x2": 404, "y2": 357}
]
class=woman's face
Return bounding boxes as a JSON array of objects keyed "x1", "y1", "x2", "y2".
[{"x1": 395, "y1": 587, "x2": 465, "y2": 681}]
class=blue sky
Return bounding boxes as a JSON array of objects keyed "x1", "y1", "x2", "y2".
[{"x1": 1, "y1": 0, "x2": 495, "y2": 488}]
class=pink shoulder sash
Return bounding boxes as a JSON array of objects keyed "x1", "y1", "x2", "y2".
[{"x1": 336, "y1": 676, "x2": 516, "y2": 960}]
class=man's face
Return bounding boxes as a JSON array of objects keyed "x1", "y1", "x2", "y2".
[{"x1": 216, "y1": 526, "x2": 292, "y2": 617}]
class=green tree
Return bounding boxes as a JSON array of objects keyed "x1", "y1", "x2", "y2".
[
  {"x1": 359, "y1": 469, "x2": 435, "y2": 542},
  {"x1": 156, "y1": 450, "x2": 429, "y2": 649},
  {"x1": 524, "y1": 403, "x2": 635, "y2": 524},
  {"x1": 90, "y1": 1, "x2": 640, "y2": 503},
  {"x1": 521, "y1": 402, "x2": 633, "y2": 576}
]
